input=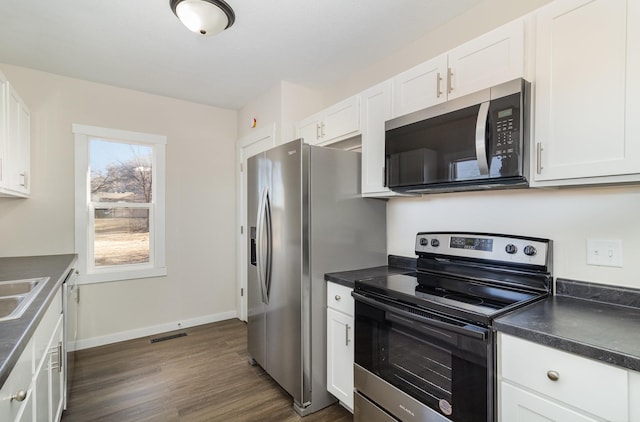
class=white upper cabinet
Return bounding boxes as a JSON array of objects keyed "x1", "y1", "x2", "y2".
[
  {"x1": 0, "y1": 72, "x2": 31, "y2": 197},
  {"x1": 392, "y1": 19, "x2": 525, "y2": 118},
  {"x1": 392, "y1": 54, "x2": 447, "y2": 117},
  {"x1": 533, "y1": 0, "x2": 640, "y2": 185},
  {"x1": 295, "y1": 95, "x2": 360, "y2": 146},
  {"x1": 360, "y1": 80, "x2": 405, "y2": 197},
  {"x1": 447, "y1": 19, "x2": 525, "y2": 101}
]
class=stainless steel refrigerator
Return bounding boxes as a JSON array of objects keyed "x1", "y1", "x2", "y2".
[{"x1": 247, "y1": 139, "x2": 386, "y2": 415}]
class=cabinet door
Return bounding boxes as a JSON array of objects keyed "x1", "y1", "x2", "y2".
[
  {"x1": 296, "y1": 115, "x2": 321, "y2": 145},
  {"x1": 534, "y1": 0, "x2": 640, "y2": 182},
  {"x1": 392, "y1": 54, "x2": 447, "y2": 117},
  {"x1": 448, "y1": 19, "x2": 525, "y2": 100},
  {"x1": 326, "y1": 308, "x2": 354, "y2": 411},
  {"x1": 0, "y1": 72, "x2": 7, "y2": 188},
  {"x1": 0, "y1": 338, "x2": 33, "y2": 422},
  {"x1": 34, "y1": 314, "x2": 63, "y2": 422},
  {"x1": 6, "y1": 84, "x2": 30, "y2": 195},
  {"x1": 49, "y1": 317, "x2": 64, "y2": 422},
  {"x1": 360, "y1": 81, "x2": 395, "y2": 197},
  {"x1": 322, "y1": 96, "x2": 359, "y2": 142}
]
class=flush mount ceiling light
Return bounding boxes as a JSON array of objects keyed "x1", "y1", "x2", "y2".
[{"x1": 170, "y1": 0, "x2": 235, "y2": 36}]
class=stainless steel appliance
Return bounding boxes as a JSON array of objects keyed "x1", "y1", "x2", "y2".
[
  {"x1": 247, "y1": 138, "x2": 387, "y2": 415},
  {"x1": 62, "y1": 268, "x2": 79, "y2": 409},
  {"x1": 353, "y1": 232, "x2": 552, "y2": 421},
  {"x1": 385, "y1": 79, "x2": 530, "y2": 193}
]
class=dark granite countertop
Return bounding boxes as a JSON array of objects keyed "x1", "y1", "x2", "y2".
[
  {"x1": 0, "y1": 254, "x2": 77, "y2": 387},
  {"x1": 324, "y1": 255, "x2": 416, "y2": 288},
  {"x1": 494, "y1": 279, "x2": 640, "y2": 373}
]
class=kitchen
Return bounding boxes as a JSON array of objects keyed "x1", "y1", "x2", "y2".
[{"x1": 1, "y1": 0, "x2": 640, "y2": 421}]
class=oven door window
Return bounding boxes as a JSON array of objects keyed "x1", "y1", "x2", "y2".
[{"x1": 355, "y1": 299, "x2": 487, "y2": 421}]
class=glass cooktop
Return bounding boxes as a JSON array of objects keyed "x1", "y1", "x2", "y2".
[{"x1": 355, "y1": 272, "x2": 543, "y2": 324}]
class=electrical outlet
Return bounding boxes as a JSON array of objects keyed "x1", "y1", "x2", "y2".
[{"x1": 586, "y1": 239, "x2": 623, "y2": 267}]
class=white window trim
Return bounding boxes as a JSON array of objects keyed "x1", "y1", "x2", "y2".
[{"x1": 73, "y1": 124, "x2": 167, "y2": 284}]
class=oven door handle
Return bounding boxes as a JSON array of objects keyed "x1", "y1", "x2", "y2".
[{"x1": 353, "y1": 292, "x2": 487, "y2": 341}]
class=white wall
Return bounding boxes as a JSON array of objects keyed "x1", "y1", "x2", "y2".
[
  {"x1": 237, "y1": 80, "x2": 323, "y2": 145},
  {"x1": 388, "y1": 187, "x2": 640, "y2": 289},
  {"x1": 0, "y1": 64, "x2": 238, "y2": 347}
]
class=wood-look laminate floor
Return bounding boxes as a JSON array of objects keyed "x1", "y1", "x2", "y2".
[{"x1": 61, "y1": 319, "x2": 352, "y2": 422}]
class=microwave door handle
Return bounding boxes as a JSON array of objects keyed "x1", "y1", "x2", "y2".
[{"x1": 475, "y1": 101, "x2": 491, "y2": 175}]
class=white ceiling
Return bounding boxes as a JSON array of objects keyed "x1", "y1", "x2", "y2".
[{"x1": 0, "y1": 0, "x2": 483, "y2": 110}]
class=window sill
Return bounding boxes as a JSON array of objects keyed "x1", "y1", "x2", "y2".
[{"x1": 78, "y1": 267, "x2": 167, "y2": 284}]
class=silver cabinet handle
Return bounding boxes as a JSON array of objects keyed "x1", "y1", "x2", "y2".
[
  {"x1": 20, "y1": 171, "x2": 28, "y2": 188},
  {"x1": 447, "y1": 67, "x2": 454, "y2": 94},
  {"x1": 345, "y1": 324, "x2": 351, "y2": 346},
  {"x1": 11, "y1": 390, "x2": 27, "y2": 402},
  {"x1": 547, "y1": 370, "x2": 559, "y2": 381},
  {"x1": 436, "y1": 72, "x2": 443, "y2": 98},
  {"x1": 316, "y1": 123, "x2": 321, "y2": 140},
  {"x1": 335, "y1": 294, "x2": 341, "y2": 301},
  {"x1": 58, "y1": 341, "x2": 63, "y2": 373},
  {"x1": 536, "y1": 142, "x2": 543, "y2": 175}
]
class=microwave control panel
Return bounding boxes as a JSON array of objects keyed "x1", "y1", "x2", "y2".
[{"x1": 489, "y1": 92, "x2": 522, "y2": 175}]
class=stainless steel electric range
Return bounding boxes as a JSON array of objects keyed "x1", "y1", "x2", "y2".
[{"x1": 352, "y1": 232, "x2": 553, "y2": 422}]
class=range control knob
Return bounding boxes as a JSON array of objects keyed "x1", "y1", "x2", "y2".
[
  {"x1": 505, "y1": 244, "x2": 518, "y2": 254},
  {"x1": 419, "y1": 238, "x2": 428, "y2": 246},
  {"x1": 431, "y1": 239, "x2": 440, "y2": 247},
  {"x1": 524, "y1": 245, "x2": 537, "y2": 256}
]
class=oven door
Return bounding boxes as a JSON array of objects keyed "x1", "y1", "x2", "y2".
[{"x1": 353, "y1": 291, "x2": 491, "y2": 422}]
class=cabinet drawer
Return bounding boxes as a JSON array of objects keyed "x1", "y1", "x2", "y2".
[
  {"x1": 327, "y1": 282, "x2": 354, "y2": 316},
  {"x1": 500, "y1": 334, "x2": 628, "y2": 421}
]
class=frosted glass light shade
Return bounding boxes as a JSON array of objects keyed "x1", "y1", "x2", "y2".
[{"x1": 171, "y1": 0, "x2": 235, "y2": 36}]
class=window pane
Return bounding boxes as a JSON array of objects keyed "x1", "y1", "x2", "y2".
[
  {"x1": 94, "y1": 208, "x2": 150, "y2": 267},
  {"x1": 90, "y1": 139, "x2": 153, "y2": 203}
]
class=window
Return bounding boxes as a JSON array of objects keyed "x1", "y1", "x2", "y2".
[{"x1": 73, "y1": 124, "x2": 166, "y2": 283}]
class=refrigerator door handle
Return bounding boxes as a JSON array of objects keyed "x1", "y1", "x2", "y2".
[
  {"x1": 264, "y1": 188, "x2": 273, "y2": 303},
  {"x1": 256, "y1": 186, "x2": 268, "y2": 304}
]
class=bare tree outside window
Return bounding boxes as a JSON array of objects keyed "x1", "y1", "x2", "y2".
[{"x1": 90, "y1": 140, "x2": 153, "y2": 267}]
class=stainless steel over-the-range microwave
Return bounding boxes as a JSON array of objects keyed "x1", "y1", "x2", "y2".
[{"x1": 385, "y1": 78, "x2": 530, "y2": 193}]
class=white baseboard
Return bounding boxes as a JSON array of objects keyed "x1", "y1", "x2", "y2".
[{"x1": 74, "y1": 310, "x2": 238, "y2": 351}]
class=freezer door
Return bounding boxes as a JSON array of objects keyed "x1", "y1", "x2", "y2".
[
  {"x1": 247, "y1": 151, "x2": 268, "y2": 368},
  {"x1": 264, "y1": 139, "x2": 304, "y2": 405}
]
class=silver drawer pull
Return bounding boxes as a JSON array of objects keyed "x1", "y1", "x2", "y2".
[
  {"x1": 334, "y1": 294, "x2": 341, "y2": 301},
  {"x1": 11, "y1": 390, "x2": 27, "y2": 402},
  {"x1": 547, "y1": 370, "x2": 560, "y2": 381}
]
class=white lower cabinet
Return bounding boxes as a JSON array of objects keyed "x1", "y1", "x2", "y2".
[
  {"x1": 326, "y1": 282, "x2": 354, "y2": 412},
  {"x1": 0, "y1": 286, "x2": 64, "y2": 422},
  {"x1": 34, "y1": 315, "x2": 63, "y2": 422},
  {"x1": 498, "y1": 333, "x2": 630, "y2": 422},
  {"x1": 500, "y1": 382, "x2": 600, "y2": 422}
]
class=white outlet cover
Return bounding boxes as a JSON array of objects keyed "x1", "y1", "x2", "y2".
[{"x1": 586, "y1": 239, "x2": 623, "y2": 267}]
